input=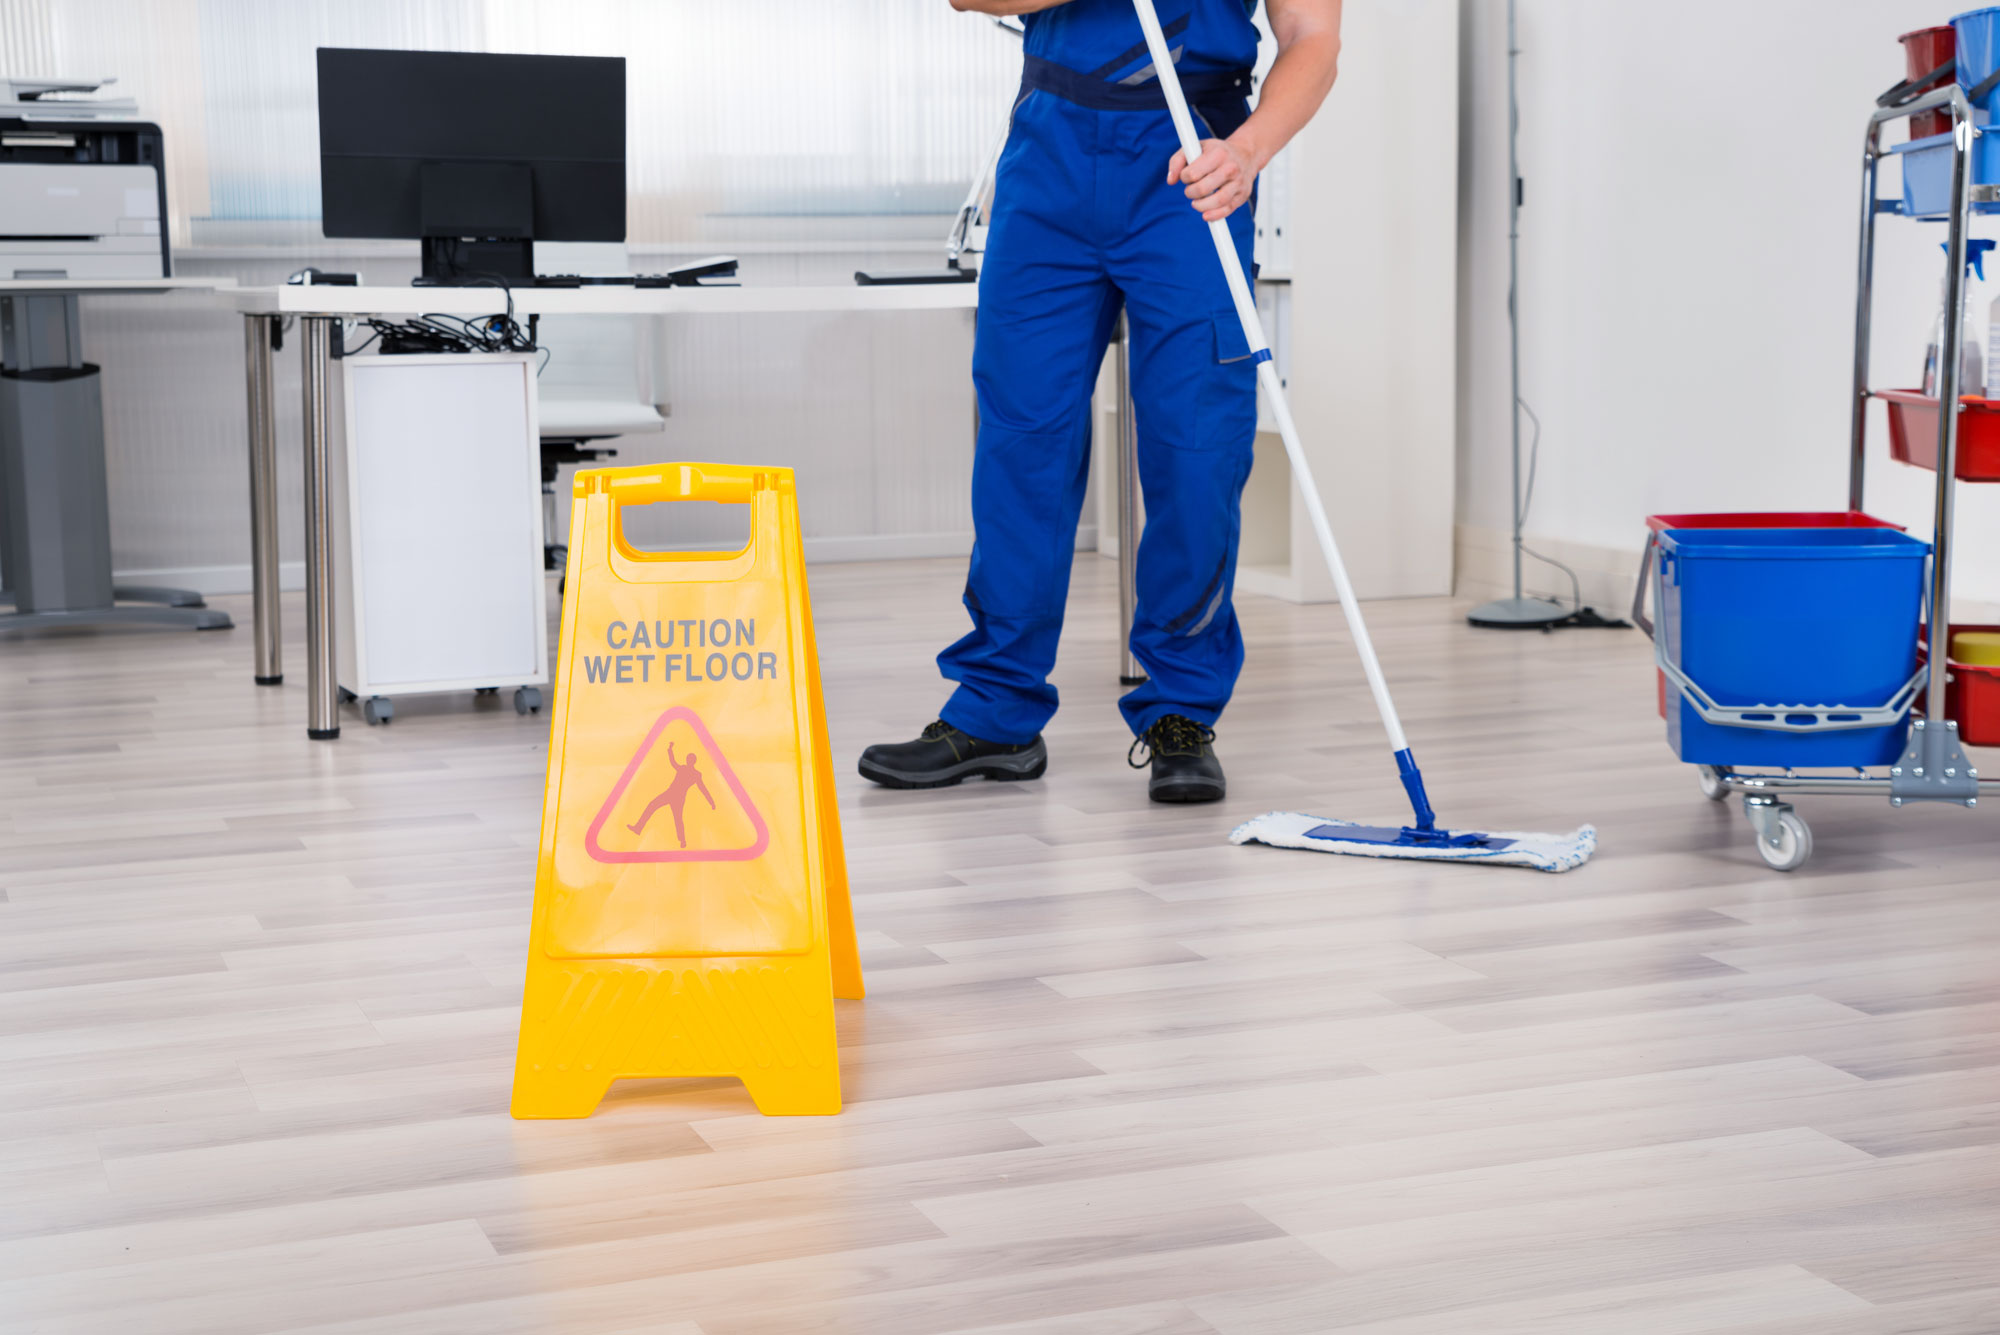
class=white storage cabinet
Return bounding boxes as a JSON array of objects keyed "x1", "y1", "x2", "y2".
[{"x1": 328, "y1": 351, "x2": 548, "y2": 725}]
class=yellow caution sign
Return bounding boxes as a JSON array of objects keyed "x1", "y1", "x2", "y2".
[{"x1": 511, "y1": 463, "x2": 862, "y2": 1118}]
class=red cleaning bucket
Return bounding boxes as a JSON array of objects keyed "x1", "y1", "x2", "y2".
[{"x1": 1902, "y1": 25, "x2": 1958, "y2": 141}]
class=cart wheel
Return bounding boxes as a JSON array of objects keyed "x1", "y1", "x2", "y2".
[
  {"x1": 474, "y1": 687, "x2": 499, "y2": 697},
  {"x1": 363, "y1": 696, "x2": 394, "y2": 726},
  {"x1": 1697, "y1": 765, "x2": 1731, "y2": 801},
  {"x1": 1754, "y1": 809, "x2": 1812, "y2": 872},
  {"x1": 514, "y1": 686, "x2": 542, "y2": 716}
]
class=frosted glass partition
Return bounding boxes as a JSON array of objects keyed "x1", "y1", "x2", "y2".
[{"x1": 0, "y1": 0, "x2": 1023, "y2": 249}]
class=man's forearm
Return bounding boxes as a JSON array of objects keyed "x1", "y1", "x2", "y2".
[
  {"x1": 948, "y1": 0, "x2": 1071, "y2": 14},
  {"x1": 1229, "y1": 3, "x2": 1342, "y2": 173}
]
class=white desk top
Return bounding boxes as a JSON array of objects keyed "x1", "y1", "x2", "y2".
[
  {"x1": 233, "y1": 280, "x2": 980, "y2": 318},
  {"x1": 0, "y1": 277, "x2": 238, "y2": 297}
]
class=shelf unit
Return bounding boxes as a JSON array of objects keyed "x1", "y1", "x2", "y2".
[{"x1": 1689, "y1": 82, "x2": 2000, "y2": 869}]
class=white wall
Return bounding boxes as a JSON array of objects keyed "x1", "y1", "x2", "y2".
[
  {"x1": 1178, "y1": 0, "x2": 1461, "y2": 607},
  {"x1": 1456, "y1": 0, "x2": 2000, "y2": 616},
  {"x1": 1284, "y1": 0, "x2": 1460, "y2": 602}
]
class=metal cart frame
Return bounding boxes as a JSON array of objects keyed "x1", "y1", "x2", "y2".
[{"x1": 1660, "y1": 84, "x2": 1999, "y2": 870}]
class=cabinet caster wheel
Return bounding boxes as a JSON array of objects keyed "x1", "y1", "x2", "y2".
[
  {"x1": 475, "y1": 687, "x2": 499, "y2": 697},
  {"x1": 363, "y1": 696, "x2": 394, "y2": 726},
  {"x1": 339, "y1": 687, "x2": 358, "y2": 705},
  {"x1": 514, "y1": 686, "x2": 542, "y2": 716},
  {"x1": 1697, "y1": 765, "x2": 1731, "y2": 801}
]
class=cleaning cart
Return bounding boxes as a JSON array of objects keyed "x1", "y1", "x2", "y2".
[{"x1": 1636, "y1": 74, "x2": 2000, "y2": 871}]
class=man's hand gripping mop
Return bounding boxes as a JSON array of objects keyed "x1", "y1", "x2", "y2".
[{"x1": 1132, "y1": 0, "x2": 1593, "y2": 872}]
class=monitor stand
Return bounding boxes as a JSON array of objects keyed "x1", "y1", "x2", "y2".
[{"x1": 418, "y1": 237, "x2": 534, "y2": 286}]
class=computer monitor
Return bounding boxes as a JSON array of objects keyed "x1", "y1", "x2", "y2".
[{"x1": 316, "y1": 48, "x2": 625, "y2": 285}]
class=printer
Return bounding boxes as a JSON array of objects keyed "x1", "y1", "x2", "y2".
[
  {"x1": 0, "y1": 76, "x2": 223, "y2": 638},
  {"x1": 0, "y1": 77, "x2": 168, "y2": 280}
]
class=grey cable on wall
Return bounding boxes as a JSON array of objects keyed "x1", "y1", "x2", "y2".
[{"x1": 1467, "y1": 0, "x2": 1624, "y2": 632}]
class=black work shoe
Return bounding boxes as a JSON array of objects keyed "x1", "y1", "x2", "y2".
[
  {"x1": 1129, "y1": 714, "x2": 1225, "y2": 804},
  {"x1": 859, "y1": 720, "x2": 1048, "y2": 789}
]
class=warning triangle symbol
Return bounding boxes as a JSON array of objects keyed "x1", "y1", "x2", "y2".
[{"x1": 584, "y1": 707, "x2": 770, "y2": 864}]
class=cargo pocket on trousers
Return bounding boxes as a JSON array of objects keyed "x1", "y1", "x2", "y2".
[
  {"x1": 1193, "y1": 309, "x2": 1258, "y2": 453},
  {"x1": 1212, "y1": 309, "x2": 1253, "y2": 364}
]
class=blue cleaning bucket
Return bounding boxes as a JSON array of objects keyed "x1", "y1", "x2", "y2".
[
  {"x1": 1658, "y1": 527, "x2": 1930, "y2": 768},
  {"x1": 1955, "y1": 7, "x2": 2000, "y2": 121}
]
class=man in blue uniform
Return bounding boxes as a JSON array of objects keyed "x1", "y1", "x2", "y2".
[{"x1": 861, "y1": 0, "x2": 1343, "y2": 802}]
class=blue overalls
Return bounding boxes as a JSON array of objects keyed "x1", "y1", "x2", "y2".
[{"x1": 937, "y1": 0, "x2": 1264, "y2": 745}]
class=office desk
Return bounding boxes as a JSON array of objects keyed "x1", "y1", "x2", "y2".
[
  {"x1": 236, "y1": 282, "x2": 1016, "y2": 740},
  {"x1": 1, "y1": 277, "x2": 236, "y2": 634},
  {"x1": 1, "y1": 278, "x2": 232, "y2": 296}
]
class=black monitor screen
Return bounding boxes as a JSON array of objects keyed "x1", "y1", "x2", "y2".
[{"x1": 317, "y1": 48, "x2": 625, "y2": 247}]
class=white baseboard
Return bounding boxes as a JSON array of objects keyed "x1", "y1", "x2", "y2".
[
  {"x1": 112, "y1": 562, "x2": 309, "y2": 598},
  {"x1": 1453, "y1": 522, "x2": 2000, "y2": 623},
  {"x1": 1454, "y1": 524, "x2": 1641, "y2": 618},
  {"x1": 114, "y1": 528, "x2": 1097, "y2": 597},
  {"x1": 800, "y1": 531, "x2": 974, "y2": 563},
  {"x1": 1235, "y1": 563, "x2": 1308, "y2": 602}
]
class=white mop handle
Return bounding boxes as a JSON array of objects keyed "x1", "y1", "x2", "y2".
[
  {"x1": 1132, "y1": 0, "x2": 1266, "y2": 357},
  {"x1": 1131, "y1": 0, "x2": 1410, "y2": 755}
]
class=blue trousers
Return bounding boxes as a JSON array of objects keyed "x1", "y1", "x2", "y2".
[{"x1": 938, "y1": 88, "x2": 1259, "y2": 745}]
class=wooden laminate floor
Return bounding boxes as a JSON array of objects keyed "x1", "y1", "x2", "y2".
[{"x1": 2, "y1": 554, "x2": 1997, "y2": 1334}]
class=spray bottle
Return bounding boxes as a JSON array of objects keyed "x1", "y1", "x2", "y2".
[{"x1": 1926, "y1": 237, "x2": 1993, "y2": 398}]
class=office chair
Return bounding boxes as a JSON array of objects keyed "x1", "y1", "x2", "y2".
[{"x1": 532, "y1": 242, "x2": 668, "y2": 572}]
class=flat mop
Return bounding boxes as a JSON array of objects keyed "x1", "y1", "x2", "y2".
[{"x1": 1130, "y1": 0, "x2": 1593, "y2": 873}]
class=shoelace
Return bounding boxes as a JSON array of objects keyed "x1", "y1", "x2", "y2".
[
  {"x1": 920, "y1": 720, "x2": 955, "y2": 741},
  {"x1": 1128, "y1": 715, "x2": 1216, "y2": 768}
]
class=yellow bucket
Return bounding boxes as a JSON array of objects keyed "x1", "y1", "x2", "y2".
[{"x1": 1951, "y1": 630, "x2": 2000, "y2": 666}]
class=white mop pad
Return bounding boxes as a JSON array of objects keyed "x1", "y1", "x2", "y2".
[{"x1": 1230, "y1": 812, "x2": 1597, "y2": 874}]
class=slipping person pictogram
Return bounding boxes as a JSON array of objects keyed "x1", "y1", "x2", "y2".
[
  {"x1": 627, "y1": 743, "x2": 715, "y2": 849},
  {"x1": 584, "y1": 706, "x2": 770, "y2": 864}
]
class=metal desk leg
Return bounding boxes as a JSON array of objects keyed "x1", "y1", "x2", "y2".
[
  {"x1": 244, "y1": 314, "x2": 282, "y2": 685},
  {"x1": 1113, "y1": 315, "x2": 1147, "y2": 686},
  {"x1": 300, "y1": 316, "x2": 339, "y2": 739}
]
